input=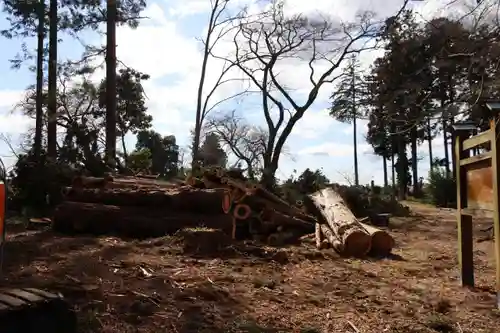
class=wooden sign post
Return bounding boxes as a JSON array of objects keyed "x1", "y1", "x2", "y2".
[{"x1": 453, "y1": 112, "x2": 500, "y2": 309}]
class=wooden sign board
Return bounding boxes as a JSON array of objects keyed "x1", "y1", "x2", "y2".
[{"x1": 466, "y1": 160, "x2": 493, "y2": 212}]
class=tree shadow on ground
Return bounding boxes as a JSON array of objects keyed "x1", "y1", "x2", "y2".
[
  {"x1": 0, "y1": 234, "x2": 298, "y2": 333},
  {"x1": 1, "y1": 229, "x2": 98, "y2": 274}
]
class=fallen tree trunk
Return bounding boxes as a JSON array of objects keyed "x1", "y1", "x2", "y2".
[
  {"x1": 72, "y1": 176, "x2": 109, "y2": 189},
  {"x1": 315, "y1": 223, "x2": 323, "y2": 249},
  {"x1": 260, "y1": 209, "x2": 314, "y2": 231},
  {"x1": 62, "y1": 187, "x2": 226, "y2": 214},
  {"x1": 73, "y1": 176, "x2": 180, "y2": 190},
  {"x1": 53, "y1": 201, "x2": 234, "y2": 237},
  {"x1": 319, "y1": 223, "x2": 341, "y2": 251},
  {"x1": 309, "y1": 188, "x2": 371, "y2": 257},
  {"x1": 359, "y1": 222, "x2": 395, "y2": 256}
]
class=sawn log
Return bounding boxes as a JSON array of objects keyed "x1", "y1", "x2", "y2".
[{"x1": 309, "y1": 188, "x2": 371, "y2": 257}]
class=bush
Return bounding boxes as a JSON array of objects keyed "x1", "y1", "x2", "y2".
[
  {"x1": 9, "y1": 150, "x2": 75, "y2": 216},
  {"x1": 427, "y1": 167, "x2": 456, "y2": 208}
]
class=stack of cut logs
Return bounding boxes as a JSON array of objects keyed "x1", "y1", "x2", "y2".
[
  {"x1": 52, "y1": 167, "x2": 395, "y2": 257},
  {"x1": 53, "y1": 175, "x2": 234, "y2": 237},
  {"x1": 186, "y1": 167, "x2": 316, "y2": 243}
]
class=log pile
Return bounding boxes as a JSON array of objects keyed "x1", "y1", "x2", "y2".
[
  {"x1": 53, "y1": 168, "x2": 315, "y2": 240},
  {"x1": 52, "y1": 168, "x2": 396, "y2": 257},
  {"x1": 306, "y1": 187, "x2": 395, "y2": 257},
  {"x1": 192, "y1": 167, "x2": 316, "y2": 241},
  {"x1": 53, "y1": 174, "x2": 235, "y2": 237}
]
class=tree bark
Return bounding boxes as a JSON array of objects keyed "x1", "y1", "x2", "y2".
[
  {"x1": 427, "y1": 117, "x2": 433, "y2": 171},
  {"x1": 34, "y1": 0, "x2": 45, "y2": 161},
  {"x1": 315, "y1": 223, "x2": 323, "y2": 249},
  {"x1": 319, "y1": 223, "x2": 341, "y2": 252},
  {"x1": 53, "y1": 201, "x2": 233, "y2": 237},
  {"x1": 382, "y1": 157, "x2": 388, "y2": 188},
  {"x1": 308, "y1": 188, "x2": 371, "y2": 257},
  {"x1": 450, "y1": 117, "x2": 456, "y2": 180},
  {"x1": 47, "y1": 0, "x2": 57, "y2": 159},
  {"x1": 105, "y1": 0, "x2": 117, "y2": 167},
  {"x1": 410, "y1": 127, "x2": 418, "y2": 195},
  {"x1": 391, "y1": 152, "x2": 395, "y2": 200},
  {"x1": 63, "y1": 187, "x2": 226, "y2": 214},
  {"x1": 441, "y1": 99, "x2": 450, "y2": 178},
  {"x1": 192, "y1": 0, "x2": 220, "y2": 172},
  {"x1": 353, "y1": 115, "x2": 359, "y2": 186},
  {"x1": 351, "y1": 63, "x2": 359, "y2": 186},
  {"x1": 396, "y1": 137, "x2": 408, "y2": 200}
]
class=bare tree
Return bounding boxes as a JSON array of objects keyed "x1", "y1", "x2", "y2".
[
  {"x1": 210, "y1": 0, "x2": 387, "y2": 187},
  {"x1": 205, "y1": 110, "x2": 267, "y2": 179},
  {"x1": 192, "y1": 0, "x2": 249, "y2": 172},
  {"x1": 17, "y1": 70, "x2": 107, "y2": 172}
]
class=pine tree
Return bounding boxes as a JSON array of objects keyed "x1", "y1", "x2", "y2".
[{"x1": 329, "y1": 55, "x2": 366, "y2": 186}]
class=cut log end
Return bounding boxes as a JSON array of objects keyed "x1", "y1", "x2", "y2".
[
  {"x1": 370, "y1": 230, "x2": 395, "y2": 256},
  {"x1": 222, "y1": 191, "x2": 232, "y2": 214},
  {"x1": 233, "y1": 204, "x2": 251, "y2": 220},
  {"x1": 343, "y1": 230, "x2": 372, "y2": 257}
]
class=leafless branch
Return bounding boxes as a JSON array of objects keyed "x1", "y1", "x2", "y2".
[
  {"x1": 204, "y1": 110, "x2": 268, "y2": 179},
  {"x1": 0, "y1": 133, "x2": 20, "y2": 159},
  {"x1": 209, "y1": 0, "x2": 387, "y2": 184}
]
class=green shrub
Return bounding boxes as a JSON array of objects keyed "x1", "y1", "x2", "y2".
[
  {"x1": 9, "y1": 150, "x2": 75, "y2": 216},
  {"x1": 427, "y1": 167, "x2": 456, "y2": 208}
]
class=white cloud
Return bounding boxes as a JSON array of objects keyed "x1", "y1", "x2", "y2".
[
  {"x1": 0, "y1": 90, "x2": 24, "y2": 109},
  {"x1": 292, "y1": 109, "x2": 336, "y2": 139},
  {"x1": 298, "y1": 141, "x2": 371, "y2": 157},
  {"x1": 168, "y1": 0, "x2": 211, "y2": 17},
  {"x1": 1, "y1": 0, "x2": 485, "y2": 181},
  {"x1": 115, "y1": 8, "x2": 200, "y2": 80},
  {"x1": 0, "y1": 113, "x2": 32, "y2": 134},
  {"x1": 0, "y1": 90, "x2": 31, "y2": 134},
  {"x1": 107, "y1": 0, "x2": 460, "y2": 146}
]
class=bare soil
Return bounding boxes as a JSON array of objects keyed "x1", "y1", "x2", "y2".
[{"x1": 1, "y1": 202, "x2": 500, "y2": 333}]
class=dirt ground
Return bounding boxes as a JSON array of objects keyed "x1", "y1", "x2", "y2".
[{"x1": 1, "y1": 202, "x2": 500, "y2": 333}]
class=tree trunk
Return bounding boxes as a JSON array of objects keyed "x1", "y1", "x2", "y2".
[
  {"x1": 382, "y1": 157, "x2": 388, "y2": 188},
  {"x1": 192, "y1": 0, "x2": 219, "y2": 172},
  {"x1": 319, "y1": 224, "x2": 341, "y2": 252},
  {"x1": 450, "y1": 117, "x2": 456, "y2": 180},
  {"x1": 315, "y1": 223, "x2": 323, "y2": 249},
  {"x1": 410, "y1": 127, "x2": 418, "y2": 195},
  {"x1": 391, "y1": 152, "x2": 395, "y2": 200},
  {"x1": 427, "y1": 117, "x2": 433, "y2": 171},
  {"x1": 260, "y1": 158, "x2": 278, "y2": 190},
  {"x1": 308, "y1": 188, "x2": 371, "y2": 257},
  {"x1": 441, "y1": 100, "x2": 450, "y2": 178},
  {"x1": 47, "y1": 0, "x2": 57, "y2": 159},
  {"x1": 105, "y1": 0, "x2": 117, "y2": 168},
  {"x1": 63, "y1": 187, "x2": 227, "y2": 214},
  {"x1": 34, "y1": 0, "x2": 45, "y2": 161},
  {"x1": 396, "y1": 137, "x2": 408, "y2": 200},
  {"x1": 121, "y1": 134, "x2": 128, "y2": 165},
  {"x1": 353, "y1": 115, "x2": 359, "y2": 186},
  {"x1": 351, "y1": 64, "x2": 359, "y2": 186}
]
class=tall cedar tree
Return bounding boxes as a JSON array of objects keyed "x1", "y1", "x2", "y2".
[
  {"x1": 1, "y1": 0, "x2": 147, "y2": 163},
  {"x1": 329, "y1": 55, "x2": 366, "y2": 186}
]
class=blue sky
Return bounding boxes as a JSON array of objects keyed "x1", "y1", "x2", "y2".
[{"x1": 0, "y1": 0, "x2": 483, "y2": 184}]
